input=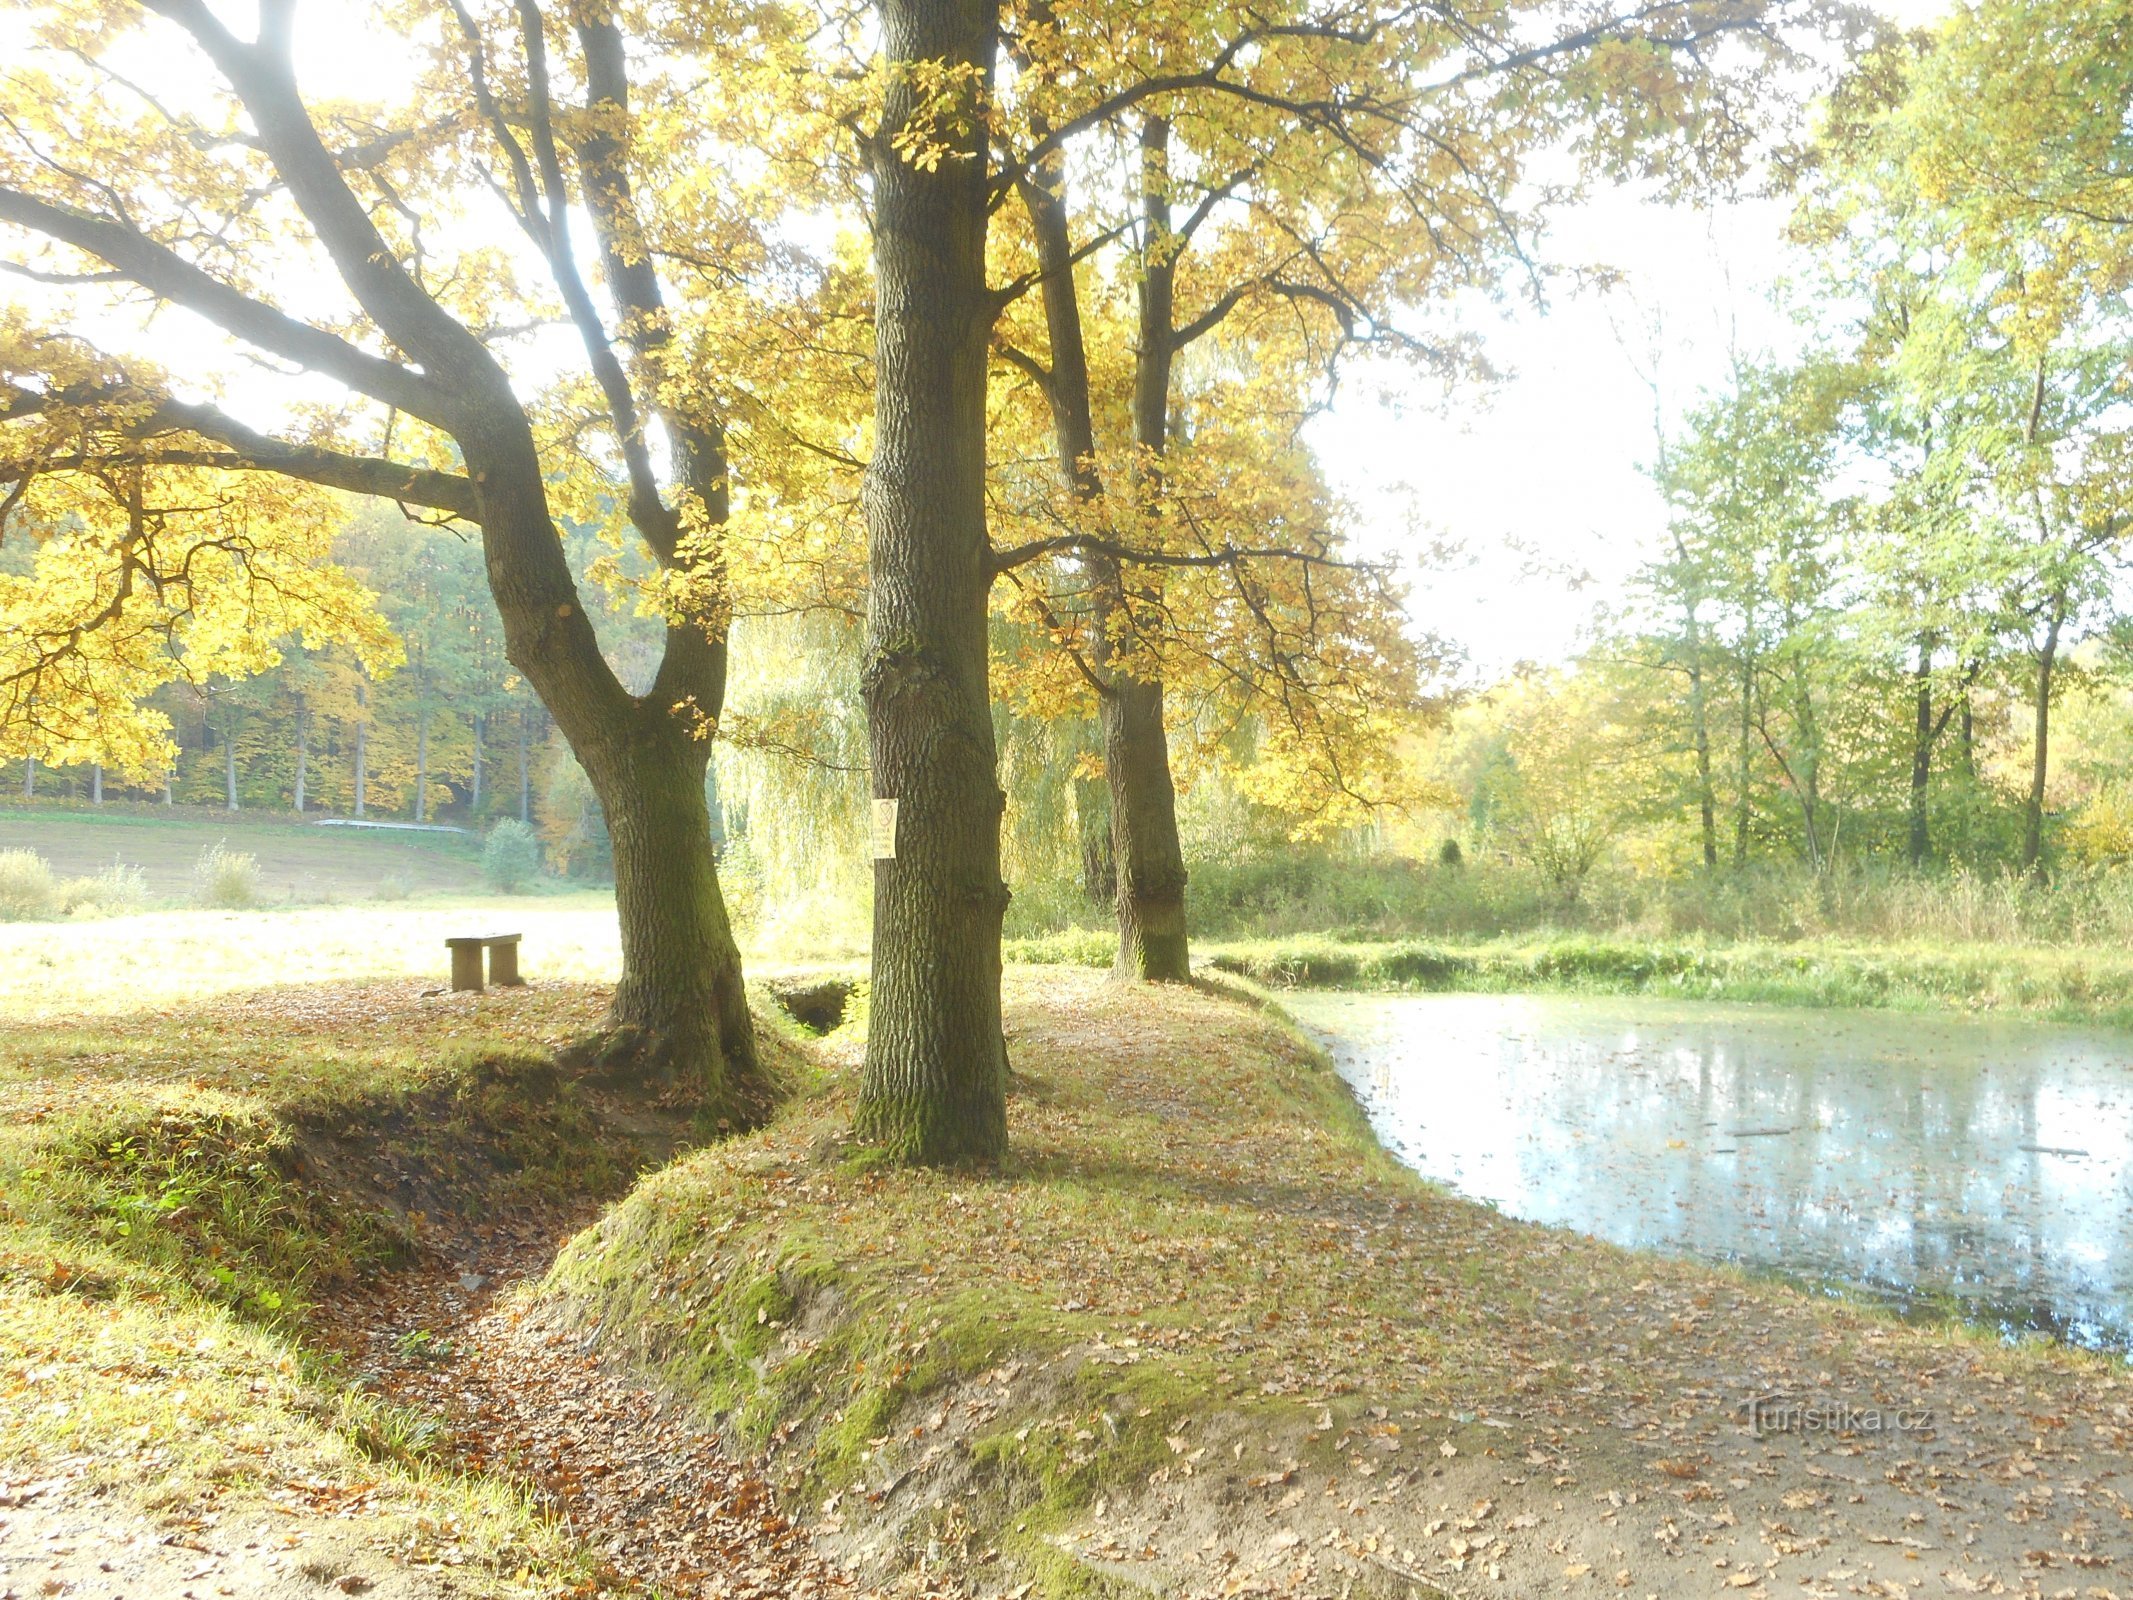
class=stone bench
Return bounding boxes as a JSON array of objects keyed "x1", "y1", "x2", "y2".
[{"x1": 446, "y1": 932, "x2": 523, "y2": 992}]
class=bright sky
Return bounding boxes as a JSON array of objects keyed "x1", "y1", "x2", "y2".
[
  {"x1": 3, "y1": 1, "x2": 1953, "y2": 688},
  {"x1": 1321, "y1": 0, "x2": 1956, "y2": 680}
]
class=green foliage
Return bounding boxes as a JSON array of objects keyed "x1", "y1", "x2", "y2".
[
  {"x1": 0, "y1": 848, "x2": 58, "y2": 919},
  {"x1": 481, "y1": 819, "x2": 544, "y2": 893},
  {"x1": 191, "y1": 842, "x2": 262, "y2": 908}
]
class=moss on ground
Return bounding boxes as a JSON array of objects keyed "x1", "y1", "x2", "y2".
[
  {"x1": 0, "y1": 977, "x2": 809, "y2": 1596},
  {"x1": 539, "y1": 968, "x2": 2128, "y2": 1597}
]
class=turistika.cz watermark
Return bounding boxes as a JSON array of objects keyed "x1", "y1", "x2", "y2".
[{"x1": 1738, "y1": 1395, "x2": 1934, "y2": 1436}]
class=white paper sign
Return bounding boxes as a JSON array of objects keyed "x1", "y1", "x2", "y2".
[{"x1": 871, "y1": 797, "x2": 899, "y2": 860}]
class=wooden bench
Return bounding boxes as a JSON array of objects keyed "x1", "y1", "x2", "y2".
[{"x1": 446, "y1": 932, "x2": 523, "y2": 992}]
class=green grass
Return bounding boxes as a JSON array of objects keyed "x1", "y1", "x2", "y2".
[
  {"x1": 531, "y1": 968, "x2": 2129, "y2": 1596},
  {"x1": 0, "y1": 966, "x2": 792, "y2": 1592},
  {"x1": 1005, "y1": 928, "x2": 2133, "y2": 1027},
  {"x1": 0, "y1": 895, "x2": 624, "y2": 1017},
  {"x1": 0, "y1": 803, "x2": 494, "y2": 902}
]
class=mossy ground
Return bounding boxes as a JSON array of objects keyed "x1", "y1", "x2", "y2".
[
  {"x1": 538, "y1": 969, "x2": 2133, "y2": 1597},
  {"x1": 0, "y1": 978, "x2": 806, "y2": 1596}
]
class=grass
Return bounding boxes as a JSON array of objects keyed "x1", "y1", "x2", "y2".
[
  {"x1": 0, "y1": 970, "x2": 747, "y2": 1593},
  {"x1": 531, "y1": 969, "x2": 2130, "y2": 1595},
  {"x1": 1005, "y1": 927, "x2": 2133, "y2": 1028},
  {"x1": 0, "y1": 895, "x2": 623, "y2": 1017},
  {"x1": 0, "y1": 803, "x2": 493, "y2": 902}
]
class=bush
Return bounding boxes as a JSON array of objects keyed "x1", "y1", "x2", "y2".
[
  {"x1": 59, "y1": 860, "x2": 149, "y2": 916},
  {"x1": 482, "y1": 820, "x2": 544, "y2": 893},
  {"x1": 192, "y1": 843, "x2": 262, "y2": 909},
  {"x1": 0, "y1": 849, "x2": 59, "y2": 920}
]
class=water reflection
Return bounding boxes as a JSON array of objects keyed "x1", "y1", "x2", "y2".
[{"x1": 1285, "y1": 992, "x2": 2133, "y2": 1352}]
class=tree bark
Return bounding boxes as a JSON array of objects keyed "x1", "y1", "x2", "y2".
[
  {"x1": 1015, "y1": 117, "x2": 1190, "y2": 981},
  {"x1": 583, "y1": 705, "x2": 760, "y2": 1106},
  {"x1": 91, "y1": 763, "x2": 102, "y2": 805},
  {"x1": 2023, "y1": 596, "x2": 2066, "y2": 879},
  {"x1": 856, "y1": 0, "x2": 1009, "y2": 1163},
  {"x1": 22, "y1": 756, "x2": 32, "y2": 800},
  {"x1": 294, "y1": 699, "x2": 308, "y2": 813},
  {"x1": 224, "y1": 722, "x2": 239, "y2": 811},
  {"x1": 353, "y1": 682, "x2": 368, "y2": 818},
  {"x1": 1104, "y1": 115, "x2": 1192, "y2": 982},
  {"x1": 414, "y1": 689, "x2": 429, "y2": 823}
]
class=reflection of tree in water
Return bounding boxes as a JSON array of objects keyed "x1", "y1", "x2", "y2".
[{"x1": 1297, "y1": 995, "x2": 2133, "y2": 1351}]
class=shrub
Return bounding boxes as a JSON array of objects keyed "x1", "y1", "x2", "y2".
[
  {"x1": 482, "y1": 819, "x2": 544, "y2": 893},
  {"x1": 0, "y1": 849, "x2": 59, "y2": 920},
  {"x1": 59, "y1": 859, "x2": 149, "y2": 916},
  {"x1": 192, "y1": 843, "x2": 262, "y2": 909}
]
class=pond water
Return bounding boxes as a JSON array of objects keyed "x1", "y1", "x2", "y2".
[{"x1": 1285, "y1": 992, "x2": 2133, "y2": 1353}]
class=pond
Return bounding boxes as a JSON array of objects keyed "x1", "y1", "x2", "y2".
[{"x1": 1285, "y1": 991, "x2": 2133, "y2": 1353}]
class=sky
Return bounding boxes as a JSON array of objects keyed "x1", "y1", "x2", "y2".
[
  {"x1": 2, "y1": 0, "x2": 1951, "y2": 686},
  {"x1": 1320, "y1": 0, "x2": 1956, "y2": 680}
]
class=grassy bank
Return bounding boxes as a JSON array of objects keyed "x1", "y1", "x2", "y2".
[
  {"x1": 0, "y1": 978, "x2": 800, "y2": 1592},
  {"x1": 1007, "y1": 928, "x2": 2133, "y2": 1027},
  {"x1": 534, "y1": 969, "x2": 2127, "y2": 1597}
]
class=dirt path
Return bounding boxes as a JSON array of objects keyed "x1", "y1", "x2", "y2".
[{"x1": 315, "y1": 1216, "x2": 911, "y2": 1600}]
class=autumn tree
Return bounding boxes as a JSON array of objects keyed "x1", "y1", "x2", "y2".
[{"x1": 0, "y1": 1, "x2": 788, "y2": 1110}]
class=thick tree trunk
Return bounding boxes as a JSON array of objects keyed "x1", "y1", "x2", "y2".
[
  {"x1": 91, "y1": 764, "x2": 102, "y2": 805},
  {"x1": 2023, "y1": 599, "x2": 2065, "y2": 879},
  {"x1": 581, "y1": 708, "x2": 760, "y2": 1107},
  {"x1": 1103, "y1": 674, "x2": 1189, "y2": 978},
  {"x1": 856, "y1": 0, "x2": 1008, "y2": 1163}
]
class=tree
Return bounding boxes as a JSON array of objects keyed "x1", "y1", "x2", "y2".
[
  {"x1": 983, "y1": 0, "x2": 1813, "y2": 978},
  {"x1": 0, "y1": 3, "x2": 777, "y2": 1109}
]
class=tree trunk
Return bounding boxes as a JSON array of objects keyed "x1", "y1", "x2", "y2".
[
  {"x1": 91, "y1": 764, "x2": 102, "y2": 805},
  {"x1": 1675, "y1": 587, "x2": 1717, "y2": 869},
  {"x1": 294, "y1": 701, "x2": 308, "y2": 813},
  {"x1": 1908, "y1": 632, "x2": 1933, "y2": 868},
  {"x1": 414, "y1": 690, "x2": 429, "y2": 823},
  {"x1": 1733, "y1": 653, "x2": 1754, "y2": 868},
  {"x1": 855, "y1": 0, "x2": 1008, "y2": 1163},
  {"x1": 224, "y1": 725, "x2": 239, "y2": 811},
  {"x1": 1106, "y1": 115, "x2": 1193, "y2": 982},
  {"x1": 1017, "y1": 118, "x2": 1191, "y2": 981},
  {"x1": 1103, "y1": 674, "x2": 1189, "y2": 977},
  {"x1": 22, "y1": 756, "x2": 33, "y2": 799},
  {"x1": 582, "y1": 708, "x2": 760, "y2": 1104},
  {"x1": 1958, "y1": 670, "x2": 1976, "y2": 779},
  {"x1": 353, "y1": 687, "x2": 368, "y2": 818},
  {"x1": 2023, "y1": 597, "x2": 2065, "y2": 879},
  {"x1": 1075, "y1": 773, "x2": 1115, "y2": 906}
]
